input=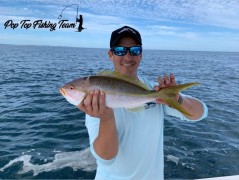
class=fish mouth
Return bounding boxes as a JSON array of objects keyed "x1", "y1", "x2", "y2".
[{"x1": 60, "y1": 88, "x2": 66, "y2": 96}]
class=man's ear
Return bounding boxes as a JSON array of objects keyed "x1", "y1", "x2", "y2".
[{"x1": 108, "y1": 50, "x2": 113, "y2": 61}]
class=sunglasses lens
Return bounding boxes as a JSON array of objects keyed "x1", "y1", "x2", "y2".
[
  {"x1": 112, "y1": 46, "x2": 142, "y2": 56},
  {"x1": 113, "y1": 47, "x2": 126, "y2": 56},
  {"x1": 129, "y1": 46, "x2": 142, "y2": 56}
]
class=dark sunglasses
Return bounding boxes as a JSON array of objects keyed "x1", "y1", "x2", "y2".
[{"x1": 111, "y1": 46, "x2": 142, "y2": 56}]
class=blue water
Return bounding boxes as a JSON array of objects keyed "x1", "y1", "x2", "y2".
[{"x1": 0, "y1": 44, "x2": 239, "y2": 179}]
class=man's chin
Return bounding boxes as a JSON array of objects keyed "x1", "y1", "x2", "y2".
[{"x1": 118, "y1": 69, "x2": 137, "y2": 78}]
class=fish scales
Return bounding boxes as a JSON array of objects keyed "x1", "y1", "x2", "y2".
[{"x1": 87, "y1": 76, "x2": 151, "y2": 96}]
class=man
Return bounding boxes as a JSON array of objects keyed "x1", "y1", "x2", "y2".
[{"x1": 78, "y1": 26, "x2": 208, "y2": 180}]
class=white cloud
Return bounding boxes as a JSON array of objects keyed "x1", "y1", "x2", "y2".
[
  {"x1": 141, "y1": 25, "x2": 200, "y2": 41},
  {"x1": 1, "y1": 0, "x2": 239, "y2": 29},
  {"x1": 1, "y1": 0, "x2": 239, "y2": 51}
]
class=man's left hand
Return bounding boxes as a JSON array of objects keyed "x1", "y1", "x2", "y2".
[{"x1": 154, "y1": 74, "x2": 179, "y2": 104}]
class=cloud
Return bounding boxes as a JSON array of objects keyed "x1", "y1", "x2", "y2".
[
  {"x1": 190, "y1": 0, "x2": 239, "y2": 29},
  {"x1": 1, "y1": 0, "x2": 239, "y2": 30},
  {"x1": 1, "y1": 0, "x2": 238, "y2": 51},
  {"x1": 141, "y1": 25, "x2": 200, "y2": 41}
]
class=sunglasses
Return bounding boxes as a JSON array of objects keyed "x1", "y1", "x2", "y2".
[{"x1": 111, "y1": 46, "x2": 142, "y2": 56}]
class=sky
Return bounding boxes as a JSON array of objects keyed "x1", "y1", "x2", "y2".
[{"x1": 0, "y1": 0, "x2": 239, "y2": 52}]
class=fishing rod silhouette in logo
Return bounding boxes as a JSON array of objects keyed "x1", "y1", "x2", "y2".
[{"x1": 58, "y1": 4, "x2": 86, "y2": 32}]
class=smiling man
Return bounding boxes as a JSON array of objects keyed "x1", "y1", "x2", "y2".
[
  {"x1": 78, "y1": 26, "x2": 208, "y2": 180},
  {"x1": 108, "y1": 26, "x2": 142, "y2": 78}
]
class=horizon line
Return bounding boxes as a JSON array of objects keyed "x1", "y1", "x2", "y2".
[{"x1": 1, "y1": 43, "x2": 238, "y2": 53}]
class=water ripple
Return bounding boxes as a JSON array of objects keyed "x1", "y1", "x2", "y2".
[{"x1": 1, "y1": 45, "x2": 239, "y2": 179}]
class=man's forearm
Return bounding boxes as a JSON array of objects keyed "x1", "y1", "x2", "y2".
[
  {"x1": 93, "y1": 116, "x2": 119, "y2": 160},
  {"x1": 181, "y1": 96, "x2": 204, "y2": 120}
]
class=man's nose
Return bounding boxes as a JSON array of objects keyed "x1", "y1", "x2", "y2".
[{"x1": 123, "y1": 50, "x2": 132, "y2": 60}]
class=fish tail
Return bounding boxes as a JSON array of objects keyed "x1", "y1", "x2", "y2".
[{"x1": 154, "y1": 82, "x2": 200, "y2": 116}]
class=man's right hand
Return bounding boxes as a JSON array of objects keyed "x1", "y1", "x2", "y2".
[{"x1": 77, "y1": 90, "x2": 114, "y2": 120}]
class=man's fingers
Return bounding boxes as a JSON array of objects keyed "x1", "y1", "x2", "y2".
[
  {"x1": 157, "y1": 76, "x2": 165, "y2": 88},
  {"x1": 170, "y1": 74, "x2": 176, "y2": 85},
  {"x1": 99, "y1": 91, "x2": 106, "y2": 112},
  {"x1": 158, "y1": 74, "x2": 177, "y2": 89},
  {"x1": 92, "y1": 90, "x2": 99, "y2": 112},
  {"x1": 164, "y1": 74, "x2": 170, "y2": 84},
  {"x1": 84, "y1": 92, "x2": 93, "y2": 113},
  {"x1": 76, "y1": 90, "x2": 111, "y2": 118},
  {"x1": 154, "y1": 86, "x2": 160, "y2": 91}
]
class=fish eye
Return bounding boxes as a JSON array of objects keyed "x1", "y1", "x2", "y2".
[{"x1": 70, "y1": 85, "x2": 74, "y2": 90}]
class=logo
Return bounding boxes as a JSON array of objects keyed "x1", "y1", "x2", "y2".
[
  {"x1": 58, "y1": 4, "x2": 86, "y2": 32},
  {"x1": 144, "y1": 102, "x2": 157, "y2": 110},
  {"x1": 3, "y1": 4, "x2": 86, "y2": 32}
]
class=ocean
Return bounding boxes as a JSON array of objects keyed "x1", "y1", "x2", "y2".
[{"x1": 0, "y1": 44, "x2": 238, "y2": 179}]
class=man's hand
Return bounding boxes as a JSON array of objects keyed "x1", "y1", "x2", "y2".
[
  {"x1": 154, "y1": 74, "x2": 179, "y2": 104},
  {"x1": 154, "y1": 74, "x2": 205, "y2": 120},
  {"x1": 77, "y1": 90, "x2": 114, "y2": 120}
]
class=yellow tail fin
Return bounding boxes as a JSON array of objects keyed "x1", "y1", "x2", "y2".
[{"x1": 155, "y1": 82, "x2": 200, "y2": 116}]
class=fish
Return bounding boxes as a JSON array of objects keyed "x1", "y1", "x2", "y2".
[{"x1": 59, "y1": 71, "x2": 200, "y2": 116}]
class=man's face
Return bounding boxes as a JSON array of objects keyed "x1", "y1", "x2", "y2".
[{"x1": 108, "y1": 37, "x2": 142, "y2": 79}]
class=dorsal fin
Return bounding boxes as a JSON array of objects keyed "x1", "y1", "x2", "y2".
[{"x1": 97, "y1": 70, "x2": 150, "y2": 91}]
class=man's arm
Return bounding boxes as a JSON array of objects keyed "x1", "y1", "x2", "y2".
[
  {"x1": 78, "y1": 90, "x2": 119, "y2": 160},
  {"x1": 176, "y1": 95, "x2": 204, "y2": 120},
  {"x1": 155, "y1": 74, "x2": 204, "y2": 120}
]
